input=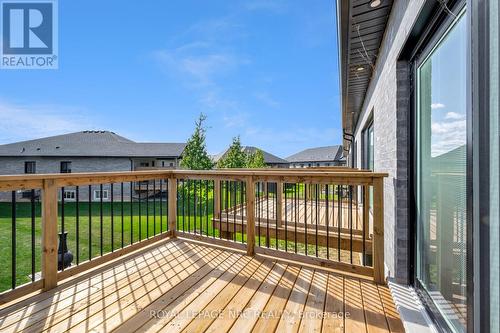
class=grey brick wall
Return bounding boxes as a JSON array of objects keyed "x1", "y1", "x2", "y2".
[
  {"x1": 350, "y1": 0, "x2": 426, "y2": 284},
  {"x1": 0, "y1": 157, "x2": 154, "y2": 202},
  {"x1": 0, "y1": 156, "x2": 132, "y2": 175}
]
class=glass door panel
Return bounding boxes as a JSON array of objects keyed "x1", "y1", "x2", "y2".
[{"x1": 416, "y1": 10, "x2": 467, "y2": 333}]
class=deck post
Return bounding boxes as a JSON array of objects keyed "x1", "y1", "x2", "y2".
[
  {"x1": 372, "y1": 177, "x2": 385, "y2": 284},
  {"x1": 246, "y1": 176, "x2": 256, "y2": 256},
  {"x1": 168, "y1": 177, "x2": 177, "y2": 237},
  {"x1": 276, "y1": 181, "x2": 283, "y2": 227},
  {"x1": 214, "y1": 179, "x2": 220, "y2": 219},
  {"x1": 41, "y1": 179, "x2": 58, "y2": 291}
]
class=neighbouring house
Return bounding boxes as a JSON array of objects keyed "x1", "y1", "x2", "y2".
[
  {"x1": 0, "y1": 130, "x2": 186, "y2": 201},
  {"x1": 338, "y1": 0, "x2": 497, "y2": 332},
  {"x1": 286, "y1": 145, "x2": 345, "y2": 168},
  {"x1": 213, "y1": 146, "x2": 289, "y2": 168}
]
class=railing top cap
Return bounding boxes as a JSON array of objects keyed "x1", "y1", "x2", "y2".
[{"x1": 0, "y1": 168, "x2": 388, "y2": 183}]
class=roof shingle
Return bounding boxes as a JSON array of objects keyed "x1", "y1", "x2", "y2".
[
  {"x1": 0, "y1": 131, "x2": 186, "y2": 157},
  {"x1": 286, "y1": 145, "x2": 344, "y2": 163}
]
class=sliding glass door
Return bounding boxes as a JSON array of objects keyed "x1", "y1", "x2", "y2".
[{"x1": 415, "y1": 9, "x2": 468, "y2": 333}]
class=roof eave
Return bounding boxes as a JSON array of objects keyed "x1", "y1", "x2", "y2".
[{"x1": 337, "y1": 0, "x2": 351, "y2": 150}]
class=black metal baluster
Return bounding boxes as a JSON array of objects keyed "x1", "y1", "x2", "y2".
[
  {"x1": 193, "y1": 180, "x2": 197, "y2": 234},
  {"x1": 326, "y1": 184, "x2": 330, "y2": 260},
  {"x1": 31, "y1": 189, "x2": 36, "y2": 280},
  {"x1": 89, "y1": 185, "x2": 92, "y2": 260},
  {"x1": 153, "y1": 180, "x2": 156, "y2": 236},
  {"x1": 198, "y1": 179, "x2": 203, "y2": 235},
  {"x1": 275, "y1": 183, "x2": 279, "y2": 251},
  {"x1": 121, "y1": 183, "x2": 124, "y2": 248},
  {"x1": 11, "y1": 191, "x2": 16, "y2": 289},
  {"x1": 257, "y1": 182, "x2": 261, "y2": 247},
  {"x1": 130, "y1": 182, "x2": 133, "y2": 245},
  {"x1": 233, "y1": 181, "x2": 237, "y2": 242},
  {"x1": 205, "y1": 180, "x2": 209, "y2": 236},
  {"x1": 76, "y1": 186, "x2": 80, "y2": 265},
  {"x1": 111, "y1": 183, "x2": 114, "y2": 252},
  {"x1": 181, "y1": 179, "x2": 185, "y2": 232},
  {"x1": 304, "y1": 184, "x2": 308, "y2": 256},
  {"x1": 188, "y1": 180, "x2": 191, "y2": 233},
  {"x1": 225, "y1": 181, "x2": 229, "y2": 240},
  {"x1": 146, "y1": 181, "x2": 149, "y2": 238},
  {"x1": 138, "y1": 182, "x2": 142, "y2": 241},
  {"x1": 218, "y1": 180, "x2": 222, "y2": 239},
  {"x1": 61, "y1": 187, "x2": 65, "y2": 271},
  {"x1": 240, "y1": 181, "x2": 244, "y2": 243},
  {"x1": 337, "y1": 185, "x2": 342, "y2": 262},
  {"x1": 315, "y1": 184, "x2": 319, "y2": 257},
  {"x1": 266, "y1": 183, "x2": 270, "y2": 248},
  {"x1": 159, "y1": 180, "x2": 163, "y2": 233},
  {"x1": 100, "y1": 184, "x2": 103, "y2": 256},
  {"x1": 284, "y1": 183, "x2": 287, "y2": 252},
  {"x1": 213, "y1": 180, "x2": 216, "y2": 238},
  {"x1": 294, "y1": 183, "x2": 297, "y2": 253}
]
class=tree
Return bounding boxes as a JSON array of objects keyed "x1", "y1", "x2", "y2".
[
  {"x1": 180, "y1": 113, "x2": 214, "y2": 170},
  {"x1": 246, "y1": 149, "x2": 266, "y2": 168},
  {"x1": 217, "y1": 136, "x2": 247, "y2": 168}
]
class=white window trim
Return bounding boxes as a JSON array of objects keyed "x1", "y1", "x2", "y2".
[
  {"x1": 63, "y1": 190, "x2": 76, "y2": 201},
  {"x1": 94, "y1": 189, "x2": 109, "y2": 201}
]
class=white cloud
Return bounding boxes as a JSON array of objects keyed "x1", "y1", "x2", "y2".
[
  {"x1": 153, "y1": 49, "x2": 245, "y2": 88},
  {"x1": 431, "y1": 103, "x2": 445, "y2": 109},
  {"x1": 223, "y1": 112, "x2": 248, "y2": 128},
  {"x1": 199, "y1": 91, "x2": 238, "y2": 110},
  {"x1": 254, "y1": 92, "x2": 279, "y2": 108},
  {"x1": 0, "y1": 100, "x2": 95, "y2": 144},
  {"x1": 445, "y1": 111, "x2": 465, "y2": 120},
  {"x1": 431, "y1": 119, "x2": 466, "y2": 157},
  {"x1": 152, "y1": 37, "x2": 250, "y2": 110}
]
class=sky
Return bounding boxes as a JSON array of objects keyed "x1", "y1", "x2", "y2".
[{"x1": 0, "y1": 0, "x2": 341, "y2": 157}]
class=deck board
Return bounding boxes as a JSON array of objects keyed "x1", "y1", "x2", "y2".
[{"x1": 0, "y1": 238, "x2": 402, "y2": 333}]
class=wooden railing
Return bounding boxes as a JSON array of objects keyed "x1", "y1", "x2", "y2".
[{"x1": 0, "y1": 168, "x2": 387, "y2": 304}]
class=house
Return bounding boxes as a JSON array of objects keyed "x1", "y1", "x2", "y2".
[
  {"x1": 337, "y1": 0, "x2": 496, "y2": 332},
  {"x1": 286, "y1": 145, "x2": 345, "y2": 168},
  {"x1": 0, "y1": 131, "x2": 186, "y2": 201},
  {"x1": 213, "y1": 145, "x2": 289, "y2": 168}
]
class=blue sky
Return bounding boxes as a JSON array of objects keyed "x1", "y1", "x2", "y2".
[{"x1": 0, "y1": 0, "x2": 340, "y2": 157}]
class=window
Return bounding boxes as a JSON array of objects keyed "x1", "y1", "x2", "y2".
[
  {"x1": 63, "y1": 190, "x2": 76, "y2": 200},
  {"x1": 94, "y1": 190, "x2": 109, "y2": 200},
  {"x1": 415, "y1": 9, "x2": 467, "y2": 333},
  {"x1": 362, "y1": 121, "x2": 374, "y2": 170},
  {"x1": 140, "y1": 162, "x2": 149, "y2": 167},
  {"x1": 60, "y1": 161, "x2": 71, "y2": 173},
  {"x1": 24, "y1": 161, "x2": 36, "y2": 174},
  {"x1": 170, "y1": 162, "x2": 174, "y2": 167}
]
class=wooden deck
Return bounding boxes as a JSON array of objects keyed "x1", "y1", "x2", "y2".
[
  {"x1": 0, "y1": 238, "x2": 403, "y2": 333},
  {"x1": 214, "y1": 198, "x2": 372, "y2": 253}
]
